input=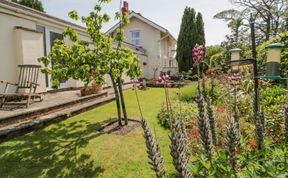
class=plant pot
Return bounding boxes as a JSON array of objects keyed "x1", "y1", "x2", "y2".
[
  {"x1": 80, "y1": 88, "x2": 93, "y2": 96},
  {"x1": 92, "y1": 83, "x2": 102, "y2": 93}
]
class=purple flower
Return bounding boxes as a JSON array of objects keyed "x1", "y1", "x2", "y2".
[{"x1": 192, "y1": 44, "x2": 205, "y2": 64}]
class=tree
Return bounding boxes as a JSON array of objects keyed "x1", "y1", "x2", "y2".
[
  {"x1": 214, "y1": 9, "x2": 247, "y2": 44},
  {"x1": 176, "y1": 7, "x2": 199, "y2": 72},
  {"x1": 12, "y1": 0, "x2": 44, "y2": 12},
  {"x1": 39, "y1": 0, "x2": 141, "y2": 127},
  {"x1": 230, "y1": 0, "x2": 288, "y2": 41},
  {"x1": 196, "y1": 13, "x2": 205, "y2": 46}
]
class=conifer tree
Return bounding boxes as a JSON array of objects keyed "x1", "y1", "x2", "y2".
[
  {"x1": 196, "y1": 13, "x2": 205, "y2": 46},
  {"x1": 12, "y1": 0, "x2": 44, "y2": 12},
  {"x1": 176, "y1": 7, "x2": 196, "y2": 72},
  {"x1": 176, "y1": 8, "x2": 205, "y2": 72}
]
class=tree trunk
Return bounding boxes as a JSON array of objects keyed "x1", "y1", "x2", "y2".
[
  {"x1": 110, "y1": 74, "x2": 123, "y2": 126},
  {"x1": 265, "y1": 17, "x2": 271, "y2": 41},
  {"x1": 117, "y1": 76, "x2": 128, "y2": 125}
]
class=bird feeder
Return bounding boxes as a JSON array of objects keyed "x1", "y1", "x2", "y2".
[
  {"x1": 230, "y1": 48, "x2": 242, "y2": 73},
  {"x1": 265, "y1": 43, "x2": 285, "y2": 77}
]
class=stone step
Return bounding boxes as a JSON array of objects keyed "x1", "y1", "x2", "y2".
[
  {"x1": 0, "y1": 95, "x2": 115, "y2": 143},
  {"x1": 0, "y1": 91, "x2": 108, "y2": 127}
]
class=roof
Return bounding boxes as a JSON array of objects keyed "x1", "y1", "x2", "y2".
[
  {"x1": 106, "y1": 11, "x2": 176, "y2": 42},
  {"x1": 0, "y1": 0, "x2": 86, "y2": 32}
]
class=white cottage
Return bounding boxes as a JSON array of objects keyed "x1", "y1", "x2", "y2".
[
  {"x1": 0, "y1": 0, "x2": 146, "y2": 93},
  {"x1": 106, "y1": 1, "x2": 178, "y2": 79}
]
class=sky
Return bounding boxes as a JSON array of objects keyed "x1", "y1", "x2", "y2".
[{"x1": 41, "y1": 0, "x2": 235, "y2": 46}]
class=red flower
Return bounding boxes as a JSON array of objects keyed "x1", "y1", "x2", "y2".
[
  {"x1": 217, "y1": 107, "x2": 225, "y2": 113},
  {"x1": 249, "y1": 139, "x2": 257, "y2": 150}
]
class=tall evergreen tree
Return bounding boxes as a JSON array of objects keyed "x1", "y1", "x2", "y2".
[
  {"x1": 196, "y1": 13, "x2": 205, "y2": 46},
  {"x1": 176, "y1": 7, "x2": 197, "y2": 72},
  {"x1": 12, "y1": 0, "x2": 44, "y2": 12}
]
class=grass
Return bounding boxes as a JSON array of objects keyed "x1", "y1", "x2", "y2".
[{"x1": 0, "y1": 88, "x2": 179, "y2": 178}]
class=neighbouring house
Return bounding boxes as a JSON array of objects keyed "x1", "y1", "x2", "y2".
[
  {"x1": 106, "y1": 1, "x2": 178, "y2": 79},
  {"x1": 0, "y1": 0, "x2": 145, "y2": 93}
]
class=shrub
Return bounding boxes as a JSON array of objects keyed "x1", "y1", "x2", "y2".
[
  {"x1": 179, "y1": 83, "x2": 220, "y2": 103},
  {"x1": 261, "y1": 85, "x2": 288, "y2": 143},
  {"x1": 157, "y1": 101, "x2": 197, "y2": 129}
]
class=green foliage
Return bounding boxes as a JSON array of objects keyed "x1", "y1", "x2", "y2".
[
  {"x1": 179, "y1": 84, "x2": 198, "y2": 102},
  {"x1": 257, "y1": 31, "x2": 288, "y2": 74},
  {"x1": 12, "y1": 0, "x2": 44, "y2": 12},
  {"x1": 261, "y1": 85, "x2": 288, "y2": 142},
  {"x1": 157, "y1": 101, "x2": 196, "y2": 129},
  {"x1": 192, "y1": 145, "x2": 288, "y2": 177},
  {"x1": 191, "y1": 151, "x2": 236, "y2": 177},
  {"x1": 38, "y1": 0, "x2": 141, "y2": 90},
  {"x1": 176, "y1": 7, "x2": 205, "y2": 72},
  {"x1": 179, "y1": 84, "x2": 220, "y2": 103},
  {"x1": 205, "y1": 45, "x2": 224, "y2": 68}
]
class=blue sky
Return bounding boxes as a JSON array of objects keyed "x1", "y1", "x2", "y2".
[{"x1": 41, "y1": 0, "x2": 235, "y2": 45}]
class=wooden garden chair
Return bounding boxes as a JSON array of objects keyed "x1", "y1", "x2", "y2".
[{"x1": 0, "y1": 65, "x2": 43, "y2": 108}]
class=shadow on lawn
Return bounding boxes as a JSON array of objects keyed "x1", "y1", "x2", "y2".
[{"x1": 0, "y1": 118, "x2": 116, "y2": 178}]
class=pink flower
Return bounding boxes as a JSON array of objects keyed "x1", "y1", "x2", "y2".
[
  {"x1": 192, "y1": 44, "x2": 205, "y2": 64},
  {"x1": 131, "y1": 79, "x2": 140, "y2": 87},
  {"x1": 162, "y1": 75, "x2": 171, "y2": 81}
]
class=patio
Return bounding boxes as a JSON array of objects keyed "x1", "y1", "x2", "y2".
[{"x1": 0, "y1": 88, "x2": 117, "y2": 142}]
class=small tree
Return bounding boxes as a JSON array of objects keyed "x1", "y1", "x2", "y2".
[
  {"x1": 12, "y1": 0, "x2": 44, "y2": 12},
  {"x1": 39, "y1": 0, "x2": 141, "y2": 126}
]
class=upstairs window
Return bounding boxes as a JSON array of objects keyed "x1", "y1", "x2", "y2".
[{"x1": 131, "y1": 31, "x2": 140, "y2": 46}]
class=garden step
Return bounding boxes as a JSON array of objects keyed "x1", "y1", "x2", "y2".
[
  {"x1": 0, "y1": 91, "x2": 108, "y2": 128},
  {"x1": 0, "y1": 95, "x2": 115, "y2": 143}
]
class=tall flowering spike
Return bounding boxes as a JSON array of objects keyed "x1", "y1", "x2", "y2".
[
  {"x1": 206, "y1": 97, "x2": 218, "y2": 146},
  {"x1": 192, "y1": 44, "x2": 205, "y2": 64},
  {"x1": 197, "y1": 93, "x2": 212, "y2": 160},
  {"x1": 225, "y1": 116, "x2": 240, "y2": 170},
  {"x1": 169, "y1": 117, "x2": 192, "y2": 178},
  {"x1": 232, "y1": 112, "x2": 241, "y2": 147},
  {"x1": 141, "y1": 119, "x2": 166, "y2": 178},
  {"x1": 285, "y1": 106, "x2": 288, "y2": 143}
]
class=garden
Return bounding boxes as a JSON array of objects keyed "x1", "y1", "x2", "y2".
[{"x1": 1, "y1": 0, "x2": 288, "y2": 177}]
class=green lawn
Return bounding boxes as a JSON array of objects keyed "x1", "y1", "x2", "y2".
[{"x1": 0, "y1": 88, "x2": 178, "y2": 178}]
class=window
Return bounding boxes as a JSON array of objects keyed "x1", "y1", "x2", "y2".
[
  {"x1": 169, "y1": 60, "x2": 173, "y2": 67},
  {"x1": 36, "y1": 25, "x2": 49, "y2": 87},
  {"x1": 131, "y1": 31, "x2": 140, "y2": 46}
]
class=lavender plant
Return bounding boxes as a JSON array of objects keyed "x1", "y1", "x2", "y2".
[{"x1": 170, "y1": 117, "x2": 192, "y2": 178}]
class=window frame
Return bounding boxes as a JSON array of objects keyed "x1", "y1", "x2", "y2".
[{"x1": 131, "y1": 30, "x2": 141, "y2": 46}]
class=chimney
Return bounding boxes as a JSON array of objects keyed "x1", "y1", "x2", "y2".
[{"x1": 122, "y1": 1, "x2": 129, "y2": 14}]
